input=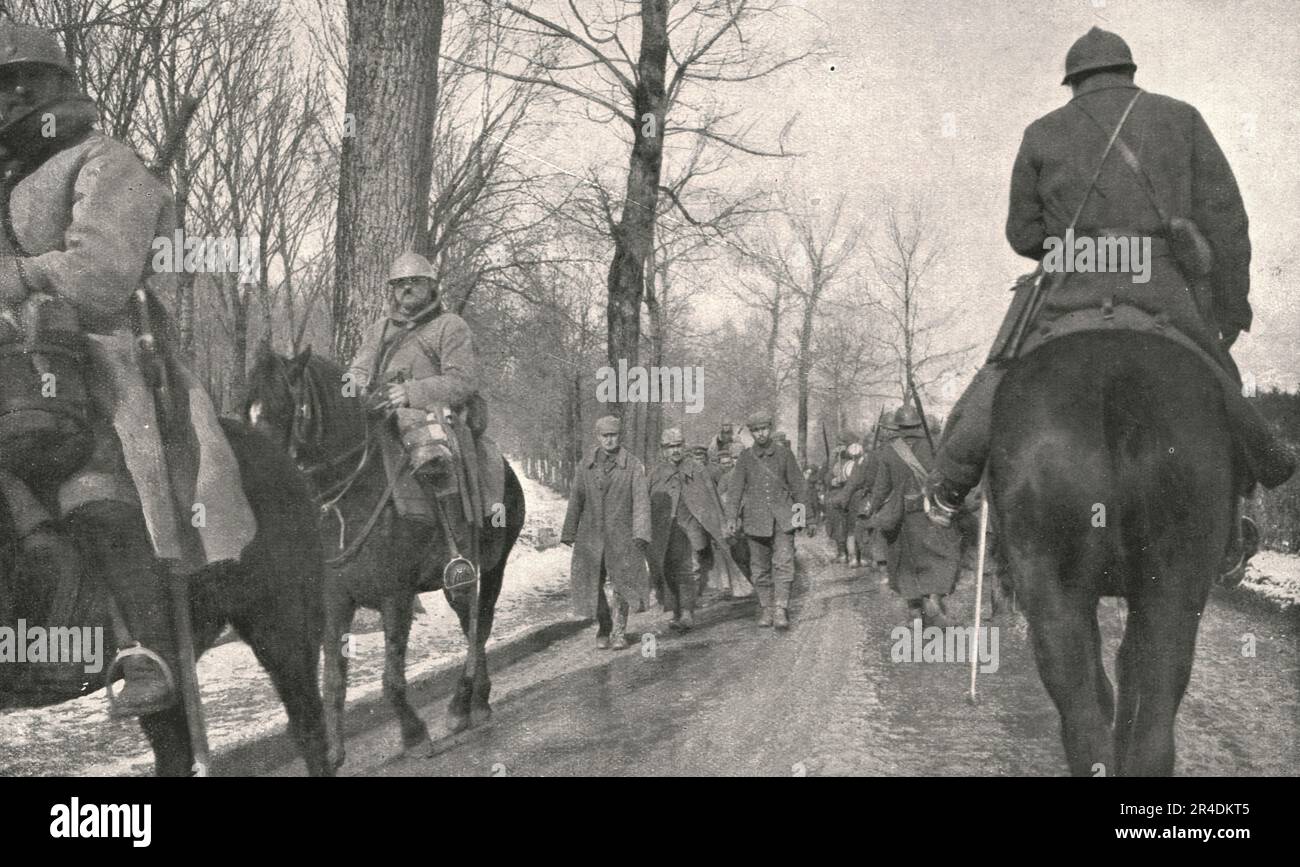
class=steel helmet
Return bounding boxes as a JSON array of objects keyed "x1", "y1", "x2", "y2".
[
  {"x1": 388, "y1": 250, "x2": 434, "y2": 283},
  {"x1": 885, "y1": 405, "x2": 923, "y2": 429},
  {"x1": 1062, "y1": 27, "x2": 1136, "y2": 85},
  {"x1": 0, "y1": 24, "x2": 73, "y2": 74}
]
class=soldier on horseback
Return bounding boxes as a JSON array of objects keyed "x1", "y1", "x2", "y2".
[
  {"x1": 347, "y1": 250, "x2": 488, "y2": 568},
  {"x1": 925, "y1": 27, "x2": 1296, "y2": 578},
  {"x1": 0, "y1": 24, "x2": 257, "y2": 716}
]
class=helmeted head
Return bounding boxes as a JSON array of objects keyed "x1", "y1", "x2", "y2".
[
  {"x1": 661, "y1": 426, "x2": 685, "y2": 463},
  {"x1": 747, "y1": 411, "x2": 773, "y2": 446},
  {"x1": 387, "y1": 250, "x2": 439, "y2": 318},
  {"x1": 595, "y1": 414, "x2": 622, "y2": 452},
  {"x1": 1062, "y1": 26, "x2": 1136, "y2": 86},
  {"x1": 0, "y1": 24, "x2": 85, "y2": 142},
  {"x1": 884, "y1": 405, "x2": 923, "y2": 431}
]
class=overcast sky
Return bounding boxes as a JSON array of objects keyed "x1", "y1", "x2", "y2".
[{"x1": 667, "y1": 0, "x2": 1300, "y2": 401}]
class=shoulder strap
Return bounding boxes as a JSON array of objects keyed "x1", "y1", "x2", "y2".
[
  {"x1": 1073, "y1": 95, "x2": 1169, "y2": 224},
  {"x1": 1066, "y1": 90, "x2": 1144, "y2": 233},
  {"x1": 890, "y1": 438, "x2": 929, "y2": 488}
]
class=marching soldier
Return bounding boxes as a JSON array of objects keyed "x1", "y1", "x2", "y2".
[
  {"x1": 724, "y1": 412, "x2": 806, "y2": 629},
  {"x1": 867, "y1": 407, "x2": 960, "y2": 625},
  {"x1": 831, "y1": 432, "x2": 884, "y2": 578},
  {"x1": 561, "y1": 415, "x2": 652, "y2": 650},
  {"x1": 716, "y1": 443, "x2": 751, "y2": 580},
  {"x1": 824, "y1": 432, "x2": 857, "y2": 563},
  {"x1": 648, "y1": 428, "x2": 731, "y2": 630},
  {"x1": 924, "y1": 27, "x2": 1295, "y2": 579}
]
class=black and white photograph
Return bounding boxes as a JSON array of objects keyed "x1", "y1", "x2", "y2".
[{"x1": 0, "y1": 0, "x2": 1294, "y2": 830}]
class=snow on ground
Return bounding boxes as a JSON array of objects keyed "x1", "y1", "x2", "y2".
[
  {"x1": 1242, "y1": 550, "x2": 1300, "y2": 611},
  {"x1": 0, "y1": 461, "x2": 578, "y2": 776}
]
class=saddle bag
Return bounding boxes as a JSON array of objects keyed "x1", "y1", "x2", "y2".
[{"x1": 0, "y1": 293, "x2": 94, "y2": 483}]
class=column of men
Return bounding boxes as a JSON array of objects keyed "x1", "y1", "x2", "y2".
[
  {"x1": 830, "y1": 408, "x2": 961, "y2": 627},
  {"x1": 563, "y1": 412, "x2": 807, "y2": 645}
]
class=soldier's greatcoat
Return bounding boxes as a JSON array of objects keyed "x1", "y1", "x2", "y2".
[
  {"x1": 1008, "y1": 76, "x2": 1250, "y2": 364},
  {"x1": 561, "y1": 446, "x2": 652, "y2": 618},
  {"x1": 868, "y1": 431, "x2": 960, "y2": 599},
  {"x1": 0, "y1": 128, "x2": 255, "y2": 570},
  {"x1": 726, "y1": 442, "x2": 806, "y2": 537}
]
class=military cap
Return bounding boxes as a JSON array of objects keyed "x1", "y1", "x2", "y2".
[
  {"x1": 836, "y1": 430, "x2": 857, "y2": 445},
  {"x1": 595, "y1": 415, "x2": 622, "y2": 435},
  {"x1": 691, "y1": 444, "x2": 709, "y2": 455},
  {"x1": 0, "y1": 24, "x2": 73, "y2": 75},
  {"x1": 746, "y1": 410, "x2": 773, "y2": 429},
  {"x1": 660, "y1": 426, "x2": 684, "y2": 446},
  {"x1": 1062, "y1": 27, "x2": 1135, "y2": 85}
]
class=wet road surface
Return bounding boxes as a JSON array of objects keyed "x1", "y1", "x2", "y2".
[{"x1": 272, "y1": 539, "x2": 1298, "y2": 777}]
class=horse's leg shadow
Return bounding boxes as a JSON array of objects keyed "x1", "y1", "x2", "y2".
[
  {"x1": 380, "y1": 590, "x2": 434, "y2": 756},
  {"x1": 230, "y1": 599, "x2": 333, "y2": 778}
]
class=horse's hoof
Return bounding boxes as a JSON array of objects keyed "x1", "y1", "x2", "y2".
[
  {"x1": 470, "y1": 704, "x2": 492, "y2": 727},
  {"x1": 403, "y1": 734, "x2": 436, "y2": 759},
  {"x1": 447, "y1": 711, "x2": 471, "y2": 735}
]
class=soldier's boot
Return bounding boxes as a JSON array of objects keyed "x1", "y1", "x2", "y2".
[
  {"x1": 678, "y1": 568, "x2": 699, "y2": 631},
  {"x1": 609, "y1": 597, "x2": 631, "y2": 650},
  {"x1": 1227, "y1": 391, "x2": 1297, "y2": 489},
  {"x1": 67, "y1": 502, "x2": 178, "y2": 717},
  {"x1": 925, "y1": 364, "x2": 1002, "y2": 527},
  {"x1": 875, "y1": 561, "x2": 890, "y2": 586},
  {"x1": 923, "y1": 594, "x2": 954, "y2": 628},
  {"x1": 773, "y1": 607, "x2": 790, "y2": 630},
  {"x1": 906, "y1": 598, "x2": 925, "y2": 624},
  {"x1": 773, "y1": 580, "x2": 792, "y2": 630}
]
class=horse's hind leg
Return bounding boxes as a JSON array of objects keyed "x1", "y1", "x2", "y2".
[
  {"x1": 1017, "y1": 556, "x2": 1115, "y2": 776},
  {"x1": 380, "y1": 591, "x2": 434, "y2": 756},
  {"x1": 1091, "y1": 614, "x2": 1115, "y2": 725},
  {"x1": 140, "y1": 706, "x2": 193, "y2": 777},
  {"x1": 230, "y1": 606, "x2": 333, "y2": 778},
  {"x1": 1116, "y1": 585, "x2": 1207, "y2": 776}
]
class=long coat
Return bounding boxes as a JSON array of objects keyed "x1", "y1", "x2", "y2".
[
  {"x1": 348, "y1": 308, "x2": 482, "y2": 520},
  {"x1": 647, "y1": 455, "x2": 752, "y2": 595},
  {"x1": 560, "y1": 446, "x2": 652, "y2": 617},
  {"x1": 1, "y1": 127, "x2": 255, "y2": 571},
  {"x1": 867, "y1": 431, "x2": 959, "y2": 599},
  {"x1": 726, "y1": 442, "x2": 806, "y2": 537},
  {"x1": 1008, "y1": 76, "x2": 1249, "y2": 369}
]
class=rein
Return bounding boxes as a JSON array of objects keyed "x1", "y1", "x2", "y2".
[{"x1": 276, "y1": 356, "x2": 398, "y2": 567}]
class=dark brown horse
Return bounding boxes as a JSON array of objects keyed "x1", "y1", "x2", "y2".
[
  {"x1": 245, "y1": 347, "x2": 524, "y2": 771},
  {"x1": 989, "y1": 331, "x2": 1236, "y2": 776},
  {"x1": 0, "y1": 418, "x2": 332, "y2": 776}
]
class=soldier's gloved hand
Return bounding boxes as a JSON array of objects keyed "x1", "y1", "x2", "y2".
[{"x1": 382, "y1": 382, "x2": 411, "y2": 409}]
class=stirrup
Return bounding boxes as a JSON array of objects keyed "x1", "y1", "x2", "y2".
[
  {"x1": 443, "y1": 555, "x2": 478, "y2": 591},
  {"x1": 104, "y1": 643, "x2": 177, "y2": 719}
]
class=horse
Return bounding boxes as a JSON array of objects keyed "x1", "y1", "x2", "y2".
[
  {"x1": 989, "y1": 331, "x2": 1236, "y2": 776},
  {"x1": 244, "y1": 346, "x2": 525, "y2": 771},
  {"x1": 0, "y1": 418, "x2": 332, "y2": 777}
]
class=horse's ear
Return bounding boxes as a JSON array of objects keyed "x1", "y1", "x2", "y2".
[{"x1": 288, "y1": 345, "x2": 313, "y2": 379}]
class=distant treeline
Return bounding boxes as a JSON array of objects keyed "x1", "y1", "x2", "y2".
[{"x1": 1248, "y1": 388, "x2": 1300, "y2": 553}]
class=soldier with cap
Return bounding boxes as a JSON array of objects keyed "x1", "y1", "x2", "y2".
[
  {"x1": 0, "y1": 23, "x2": 258, "y2": 714},
  {"x1": 561, "y1": 415, "x2": 652, "y2": 649},
  {"x1": 824, "y1": 432, "x2": 858, "y2": 562},
  {"x1": 866, "y1": 406, "x2": 961, "y2": 625},
  {"x1": 924, "y1": 26, "x2": 1294, "y2": 580},
  {"x1": 830, "y1": 432, "x2": 883, "y2": 577},
  {"x1": 725, "y1": 412, "x2": 806, "y2": 629},
  {"x1": 648, "y1": 428, "x2": 731, "y2": 630}
]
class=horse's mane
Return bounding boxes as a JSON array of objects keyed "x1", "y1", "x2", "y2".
[{"x1": 245, "y1": 349, "x2": 367, "y2": 450}]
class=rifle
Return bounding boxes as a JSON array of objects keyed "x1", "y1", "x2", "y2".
[
  {"x1": 910, "y1": 381, "x2": 935, "y2": 454},
  {"x1": 820, "y1": 421, "x2": 830, "y2": 468}
]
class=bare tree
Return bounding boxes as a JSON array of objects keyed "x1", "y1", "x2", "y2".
[
  {"x1": 332, "y1": 0, "x2": 444, "y2": 361},
  {"x1": 864, "y1": 196, "x2": 971, "y2": 408}
]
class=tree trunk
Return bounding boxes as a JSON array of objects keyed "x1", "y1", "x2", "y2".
[
  {"x1": 796, "y1": 303, "x2": 815, "y2": 465},
  {"x1": 604, "y1": 0, "x2": 667, "y2": 409},
  {"x1": 333, "y1": 0, "x2": 444, "y2": 361}
]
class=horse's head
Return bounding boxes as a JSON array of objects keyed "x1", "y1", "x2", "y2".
[{"x1": 245, "y1": 344, "x2": 363, "y2": 470}]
